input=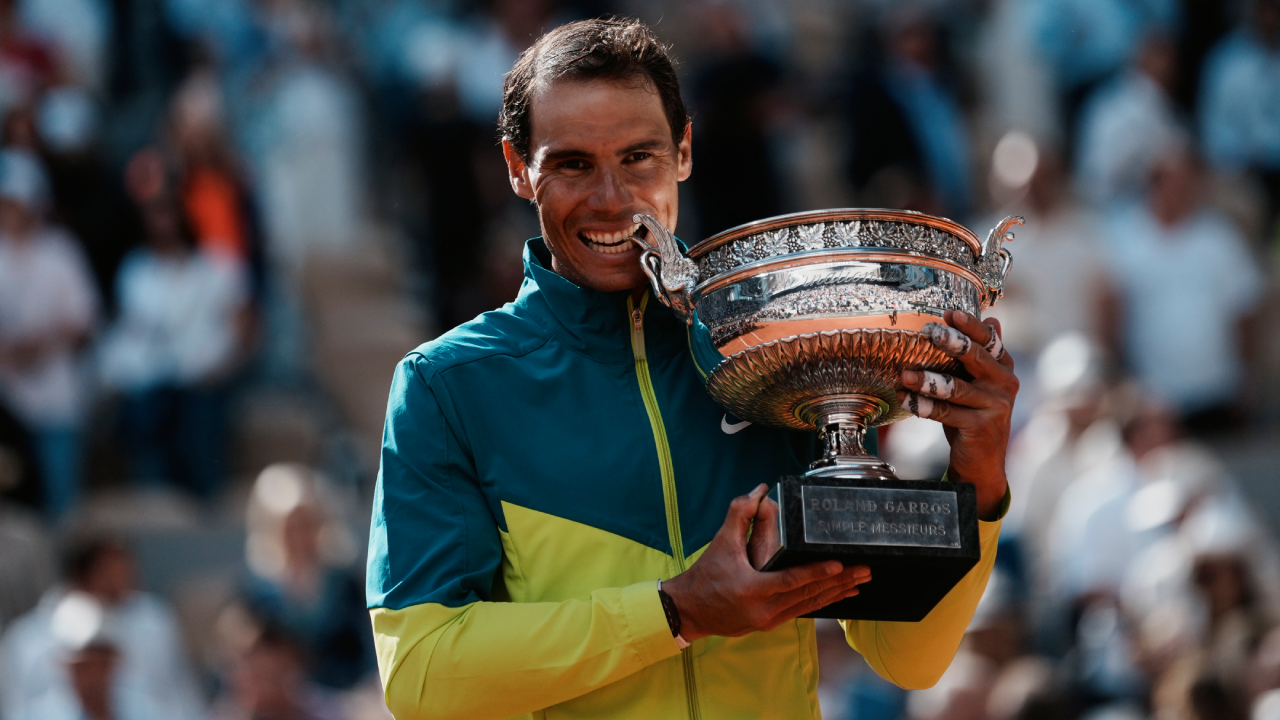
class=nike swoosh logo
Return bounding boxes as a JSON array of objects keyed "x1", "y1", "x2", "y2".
[{"x1": 721, "y1": 415, "x2": 752, "y2": 434}]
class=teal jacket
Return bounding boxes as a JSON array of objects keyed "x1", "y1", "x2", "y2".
[{"x1": 367, "y1": 239, "x2": 1002, "y2": 720}]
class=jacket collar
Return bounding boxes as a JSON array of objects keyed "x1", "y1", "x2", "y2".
[{"x1": 514, "y1": 238, "x2": 688, "y2": 364}]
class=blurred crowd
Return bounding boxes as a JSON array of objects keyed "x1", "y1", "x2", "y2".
[{"x1": 0, "y1": 0, "x2": 1275, "y2": 719}]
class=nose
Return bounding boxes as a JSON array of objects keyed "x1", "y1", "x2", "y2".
[{"x1": 585, "y1": 165, "x2": 634, "y2": 212}]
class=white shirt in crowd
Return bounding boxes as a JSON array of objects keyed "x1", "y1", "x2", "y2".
[
  {"x1": 99, "y1": 248, "x2": 247, "y2": 392},
  {"x1": 1048, "y1": 438, "x2": 1159, "y2": 602},
  {"x1": 1107, "y1": 202, "x2": 1264, "y2": 413},
  {"x1": 984, "y1": 204, "x2": 1110, "y2": 360},
  {"x1": 18, "y1": 685, "x2": 165, "y2": 720},
  {"x1": 0, "y1": 228, "x2": 98, "y2": 429},
  {"x1": 0, "y1": 588, "x2": 206, "y2": 720},
  {"x1": 1200, "y1": 29, "x2": 1280, "y2": 173},
  {"x1": 1075, "y1": 69, "x2": 1181, "y2": 207}
]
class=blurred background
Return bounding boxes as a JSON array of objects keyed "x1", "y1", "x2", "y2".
[{"x1": 0, "y1": 0, "x2": 1278, "y2": 718}]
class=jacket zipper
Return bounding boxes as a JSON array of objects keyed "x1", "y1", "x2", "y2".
[{"x1": 627, "y1": 294, "x2": 702, "y2": 720}]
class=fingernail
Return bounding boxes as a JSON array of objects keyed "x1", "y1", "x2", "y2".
[
  {"x1": 902, "y1": 369, "x2": 920, "y2": 385},
  {"x1": 750, "y1": 484, "x2": 767, "y2": 499}
]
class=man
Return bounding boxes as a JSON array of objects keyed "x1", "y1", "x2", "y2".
[
  {"x1": 1074, "y1": 32, "x2": 1181, "y2": 208},
  {"x1": 1104, "y1": 142, "x2": 1263, "y2": 432},
  {"x1": 368, "y1": 18, "x2": 1016, "y2": 720},
  {"x1": 0, "y1": 149, "x2": 97, "y2": 520},
  {"x1": 0, "y1": 536, "x2": 206, "y2": 720},
  {"x1": 1200, "y1": 0, "x2": 1280, "y2": 232},
  {"x1": 19, "y1": 595, "x2": 164, "y2": 720}
]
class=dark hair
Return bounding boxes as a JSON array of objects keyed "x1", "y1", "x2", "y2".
[
  {"x1": 63, "y1": 535, "x2": 128, "y2": 585},
  {"x1": 499, "y1": 18, "x2": 688, "y2": 160}
]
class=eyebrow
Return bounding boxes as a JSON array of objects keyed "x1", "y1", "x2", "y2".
[
  {"x1": 538, "y1": 138, "x2": 670, "y2": 165},
  {"x1": 618, "y1": 139, "x2": 669, "y2": 155},
  {"x1": 540, "y1": 147, "x2": 593, "y2": 164}
]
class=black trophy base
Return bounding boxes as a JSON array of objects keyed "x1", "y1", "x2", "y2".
[{"x1": 761, "y1": 475, "x2": 981, "y2": 622}]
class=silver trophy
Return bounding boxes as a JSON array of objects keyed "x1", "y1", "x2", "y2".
[{"x1": 633, "y1": 209, "x2": 1021, "y2": 621}]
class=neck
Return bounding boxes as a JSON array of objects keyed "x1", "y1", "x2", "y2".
[
  {"x1": 82, "y1": 695, "x2": 113, "y2": 720},
  {"x1": 1154, "y1": 206, "x2": 1191, "y2": 228},
  {"x1": 4, "y1": 225, "x2": 34, "y2": 242}
]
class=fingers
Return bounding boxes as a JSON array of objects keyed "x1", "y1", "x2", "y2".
[
  {"x1": 768, "y1": 565, "x2": 871, "y2": 625},
  {"x1": 771, "y1": 564, "x2": 869, "y2": 605},
  {"x1": 897, "y1": 389, "x2": 983, "y2": 426},
  {"x1": 747, "y1": 495, "x2": 781, "y2": 571},
  {"x1": 760, "y1": 558, "x2": 845, "y2": 594},
  {"x1": 901, "y1": 370, "x2": 994, "y2": 410},
  {"x1": 920, "y1": 311, "x2": 1013, "y2": 381},
  {"x1": 921, "y1": 319, "x2": 974, "y2": 356},
  {"x1": 948, "y1": 309, "x2": 1012, "y2": 369},
  {"x1": 916, "y1": 370, "x2": 955, "y2": 399},
  {"x1": 775, "y1": 579, "x2": 865, "y2": 624},
  {"x1": 941, "y1": 309, "x2": 999, "y2": 356},
  {"x1": 721, "y1": 484, "x2": 770, "y2": 547},
  {"x1": 985, "y1": 317, "x2": 1006, "y2": 351},
  {"x1": 900, "y1": 389, "x2": 937, "y2": 419}
]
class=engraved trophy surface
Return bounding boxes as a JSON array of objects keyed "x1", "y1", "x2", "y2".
[{"x1": 633, "y1": 209, "x2": 1021, "y2": 621}]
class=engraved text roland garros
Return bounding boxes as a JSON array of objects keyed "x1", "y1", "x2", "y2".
[
  {"x1": 810, "y1": 496, "x2": 952, "y2": 537},
  {"x1": 801, "y1": 486, "x2": 962, "y2": 548}
]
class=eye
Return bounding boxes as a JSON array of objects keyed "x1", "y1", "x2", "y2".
[
  {"x1": 560, "y1": 159, "x2": 589, "y2": 171},
  {"x1": 626, "y1": 152, "x2": 653, "y2": 163}
]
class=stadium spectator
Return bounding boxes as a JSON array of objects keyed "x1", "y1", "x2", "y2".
[
  {"x1": 846, "y1": 7, "x2": 973, "y2": 217},
  {"x1": 211, "y1": 626, "x2": 349, "y2": 720},
  {"x1": 1075, "y1": 33, "x2": 1183, "y2": 207},
  {"x1": 1104, "y1": 142, "x2": 1265, "y2": 429},
  {"x1": 985, "y1": 140, "x2": 1113, "y2": 364},
  {"x1": 1199, "y1": 0, "x2": 1280, "y2": 239},
  {"x1": 0, "y1": 148, "x2": 96, "y2": 520},
  {"x1": 0, "y1": 536, "x2": 204, "y2": 720},
  {"x1": 239, "y1": 464, "x2": 374, "y2": 690},
  {"x1": 98, "y1": 166, "x2": 248, "y2": 499},
  {"x1": 17, "y1": 593, "x2": 166, "y2": 720}
]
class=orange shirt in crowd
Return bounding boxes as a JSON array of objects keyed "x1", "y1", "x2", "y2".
[{"x1": 183, "y1": 167, "x2": 246, "y2": 263}]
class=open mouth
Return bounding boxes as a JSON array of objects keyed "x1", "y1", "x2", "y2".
[{"x1": 579, "y1": 223, "x2": 647, "y2": 255}]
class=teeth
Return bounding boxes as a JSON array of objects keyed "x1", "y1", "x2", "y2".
[{"x1": 581, "y1": 223, "x2": 641, "y2": 255}]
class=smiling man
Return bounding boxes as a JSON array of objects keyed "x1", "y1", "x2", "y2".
[{"x1": 368, "y1": 18, "x2": 1015, "y2": 720}]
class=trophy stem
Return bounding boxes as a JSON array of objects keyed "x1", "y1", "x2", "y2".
[{"x1": 796, "y1": 395, "x2": 898, "y2": 480}]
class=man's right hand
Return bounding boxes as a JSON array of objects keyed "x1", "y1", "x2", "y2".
[{"x1": 661, "y1": 484, "x2": 871, "y2": 641}]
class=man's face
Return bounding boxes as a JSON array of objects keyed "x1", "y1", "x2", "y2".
[{"x1": 504, "y1": 78, "x2": 692, "y2": 293}]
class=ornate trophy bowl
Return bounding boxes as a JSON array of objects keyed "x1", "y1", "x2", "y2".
[{"x1": 633, "y1": 209, "x2": 1021, "y2": 621}]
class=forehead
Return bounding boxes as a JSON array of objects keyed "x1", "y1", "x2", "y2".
[{"x1": 527, "y1": 77, "x2": 671, "y2": 156}]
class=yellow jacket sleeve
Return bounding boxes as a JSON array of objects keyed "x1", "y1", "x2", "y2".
[
  {"x1": 371, "y1": 581, "x2": 681, "y2": 720},
  {"x1": 841, "y1": 516, "x2": 1002, "y2": 689}
]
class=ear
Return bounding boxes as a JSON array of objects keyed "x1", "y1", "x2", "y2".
[
  {"x1": 676, "y1": 122, "x2": 692, "y2": 183},
  {"x1": 502, "y1": 140, "x2": 535, "y2": 200}
]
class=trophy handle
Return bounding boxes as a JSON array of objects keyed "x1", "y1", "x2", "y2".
[
  {"x1": 632, "y1": 213, "x2": 698, "y2": 324},
  {"x1": 981, "y1": 215, "x2": 1023, "y2": 306}
]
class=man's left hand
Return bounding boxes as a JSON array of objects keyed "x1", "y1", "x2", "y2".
[{"x1": 896, "y1": 309, "x2": 1017, "y2": 521}]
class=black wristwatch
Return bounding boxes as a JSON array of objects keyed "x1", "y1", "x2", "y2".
[{"x1": 657, "y1": 581, "x2": 681, "y2": 638}]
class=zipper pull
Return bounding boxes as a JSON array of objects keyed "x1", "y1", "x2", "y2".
[{"x1": 632, "y1": 308, "x2": 644, "y2": 332}]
